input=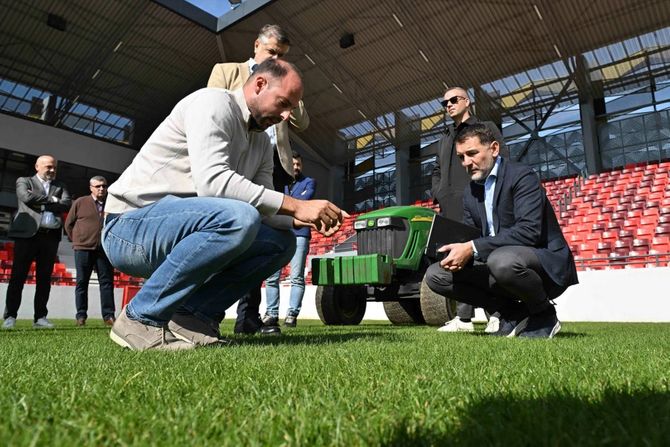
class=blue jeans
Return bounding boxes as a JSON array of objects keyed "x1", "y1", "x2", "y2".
[
  {"x1": 102, "y1": 196, "x2": 295, "y2": 327},
  {"x1": 265, "y1": 235, "x2": 309, "y2": 317}
]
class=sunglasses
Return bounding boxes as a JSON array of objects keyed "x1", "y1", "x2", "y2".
[
  {"x1": 440, "y1": 96, "x2": 466, "y2": 107},
  {"x1": 91, "y1": 185, "x2": 108, "y2": 189}
]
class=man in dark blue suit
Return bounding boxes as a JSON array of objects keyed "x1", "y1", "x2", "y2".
[
  {"x1": 263, "y1": 152, "x2": 316, "y2": 327},
  {"x1": 425, "y1": 124, "x2": 578, "y2": 338}
]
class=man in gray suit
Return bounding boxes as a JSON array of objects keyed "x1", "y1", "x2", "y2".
[{"x1": 2, "y1": 155, "x2": 71, "y2": 329}]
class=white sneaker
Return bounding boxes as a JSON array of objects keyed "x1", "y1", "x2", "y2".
[
  {"x1": 33, "y1": 317, "x2": 55, "y2": 328},
  {"x1": 2, "y1": 317, "x2": 16, "y2": 329},
  {"x1": 484, "y1": 313, "x2": 501, "y2": 333},
  {"x1": 437, "y1": 317, "x2": 475, "y2": 332}
]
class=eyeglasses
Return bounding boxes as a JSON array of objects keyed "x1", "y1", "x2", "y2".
[
  {"x1": 91, "y1": 185, "x2": 108, "y2": 189},
  {"x1": 440, "y1": 96, "x2": 466, "y2": 107}
]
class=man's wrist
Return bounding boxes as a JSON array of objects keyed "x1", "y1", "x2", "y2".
[
  {"x1": 471, "y1": 240, "x2": 479, "y2": 258},
  {"x1": 279, "y1": 195, "x2": 297, "y2": 216}
]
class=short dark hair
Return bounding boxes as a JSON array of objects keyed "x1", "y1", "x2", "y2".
[
  {"x1": 258, "y1": 24, "x2": 290, "y2": 46},
  {"x1": 455, "y1": 123, "x2": 497, "y2": 146},
  {"x1": 292, "y1": 151, "x2": 302, "y2": 160}
]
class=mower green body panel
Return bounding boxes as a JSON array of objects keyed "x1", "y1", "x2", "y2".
[
  {"x1": 311, "y1": 206, "x2": 435, "y2": 286},
  {"x1": 311, "y1": 254, "x2": 393, "y2": 285}
]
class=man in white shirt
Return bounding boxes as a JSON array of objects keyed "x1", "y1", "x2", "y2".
[{"x1": 103, "y1": 59, "x2": 346, "y2": 351}]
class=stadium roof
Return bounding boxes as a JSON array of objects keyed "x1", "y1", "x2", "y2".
[{"x1": 1, "y1": 0, "x2": 669, "y2": 165}]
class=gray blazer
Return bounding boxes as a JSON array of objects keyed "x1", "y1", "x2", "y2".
[{"x1": 9, "y1": 175, "x2": 72, "y2": 239}]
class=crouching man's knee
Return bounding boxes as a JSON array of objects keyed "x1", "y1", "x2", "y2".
[{"x1": 487, "y1": 247, "x2": 524, "y2": 286}]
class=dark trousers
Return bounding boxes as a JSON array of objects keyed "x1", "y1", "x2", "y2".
[
  {"x1": 456, "y1": 302, "x2": 476, "y2": 320},
  {"x1": 425, "y1": 246, "x2": 562, "y2": 319},
  {"x1": 234, "y1": 154, "x2": 292, "y2": 331},
  {"x1": 4, "y1": 231, "x2": 60, "y2": 321},
  {"x1": 74, "y1": 248, "x2": 116, "y2": 320},
  {"x1": 234, "y1": 284, "x2": 263, "y2": 332}
]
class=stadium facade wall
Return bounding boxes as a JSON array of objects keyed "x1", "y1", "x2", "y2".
[{"x1": 0, "y1": 113, "x2": 136, "y2": 173}]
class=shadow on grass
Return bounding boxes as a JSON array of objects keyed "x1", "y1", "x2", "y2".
[
  {"x1": 228, "y1": 329, "x2": 400, "y2": 346},
  {"x1": 0, "y1": 326, "x2": 112, "y2": 337},
  {"x1": 381, "y1": 388, "x2": 670, "y2": 446},
  {"x1": 467, "y1": 330, "x2": 587, "y2": 338}
]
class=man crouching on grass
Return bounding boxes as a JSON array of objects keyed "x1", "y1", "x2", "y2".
[
  {"x1": 424, "y1": 124, "x2": 578, "y2": 339},
  {"x1": 102, "y1": 59, "x2": 347, "y2": 351}
]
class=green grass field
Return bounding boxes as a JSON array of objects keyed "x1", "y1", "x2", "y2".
[{"x1": 1, "y1": 320, "x2": 669, "y2": 446}]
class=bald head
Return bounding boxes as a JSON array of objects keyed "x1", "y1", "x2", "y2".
[
  {"x1": 442, "y1": 86, "x2": 471, "y2": 124},
  {"x1": 35, "y1": 155, "x2": 57, "y2": 181},
  {"x1": 244, "y1": 59, "x2": 303, "y2": 131}
]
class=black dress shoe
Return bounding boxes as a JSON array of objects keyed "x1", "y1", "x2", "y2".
[
  {"x1": 234, "y1": 316, "x2": 263, "y2": 334},
  {"x1": 234, "y1": 318, "x2": 281, "y2": 336}
]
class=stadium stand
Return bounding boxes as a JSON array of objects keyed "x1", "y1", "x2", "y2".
[
  {"x1": 1, "y1": 161, "x2": 667, "y2": 288},
  {"x1": 0, "y1": 240, "x2": 143, "y2": 289},
  {"x1": 300, "y1": 160, "x2": 670, "y2": 284},
  {"x1": 536, "y1": 160, "x2": 670, "y2": 270}
]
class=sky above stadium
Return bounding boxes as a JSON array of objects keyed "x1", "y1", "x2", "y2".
[{"x1": 185, "y1": 0, "x2": 234, "y2": 17}]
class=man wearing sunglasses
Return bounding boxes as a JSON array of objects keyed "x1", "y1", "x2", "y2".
[
  {"x1": 64, "y1": 176, "x2": 116, "y2": 326},
  {"x1": 431, "y1": 87, "x2": 506, "y2": 334}
]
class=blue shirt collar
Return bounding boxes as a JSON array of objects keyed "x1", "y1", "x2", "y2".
[{"x1": 486, "y1": 156, "x2": 502, "y2": 182}]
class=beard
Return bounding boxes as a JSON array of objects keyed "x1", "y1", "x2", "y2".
[
  {"x1": 468, "y1": 170, "x2": 484, "y2": 182},
  {"x1": 468, "y1": 160, "x2": 495, "y2": 182},
  {"x1": 249, "y1": 108, "x2": 281, "y2": 131}
]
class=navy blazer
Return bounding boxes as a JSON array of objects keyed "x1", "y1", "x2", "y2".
[
  {"x1": 9, "y1": 175, "x2": 72, "y2": 240},
  {"x1": 463, "y1": 158, "x2": 578, "y2": 291},
  {"x1": 285, "y1": 174, "x2": 316, "y2": 238}
]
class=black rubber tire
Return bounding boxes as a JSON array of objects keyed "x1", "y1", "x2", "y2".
[
  {"x1": 419, "y1": 274, "x2": 457, "y2": 326},
  {"x1": 383, "y1": 299, "x2": 426, "y2": 325},
  {"x1": 315, "y1": 285, "x2": 366, "y2": 325}
]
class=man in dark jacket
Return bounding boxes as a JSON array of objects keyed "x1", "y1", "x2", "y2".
[
  {"x1": 425, "y1": 124, "x2": 578, "y2": 339},
  {"x1": 262, "y1": 152, "x2": 316, "y2": 327},
  {"x1": 431, "y1": 87, "x2": 506, "y2": 333},
  {"x1": 64, "y1": 176, "x2": 116, "y2": 326},
  {"x1": 2, "y1": 155, "x2": 71, "y2": 329}
]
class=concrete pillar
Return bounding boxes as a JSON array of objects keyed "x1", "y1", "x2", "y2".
[
  {"x1": 474, "y1": 86, "x2": 503, "y2": 131},
  {"x1": 575, "y1": 55, "x2": 603, "y2": 175},
  {"x1": 394, "y1": 111, "x2": 420, "y2": 205}
]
